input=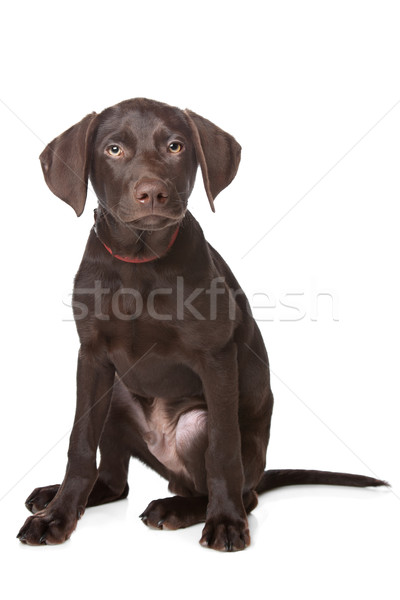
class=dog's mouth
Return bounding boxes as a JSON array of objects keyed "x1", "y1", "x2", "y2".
[{"x1": 126, "y1": 214, "x2": 182, "y2": 231}]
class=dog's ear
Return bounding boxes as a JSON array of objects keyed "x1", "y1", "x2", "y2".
[
  {"x1": 184, "y1": 109, "x2": 241, "y2": 212},
  {"x1": 39, "y1": 112, "x2": 98, "y2": 217}
]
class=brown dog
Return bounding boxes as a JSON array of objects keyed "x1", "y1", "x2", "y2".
[{"x1": 17, "y1": 98, "x2": 386, "y2": 551}]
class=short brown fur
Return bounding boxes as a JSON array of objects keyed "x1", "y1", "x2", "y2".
[{"x1": 17, "y1": 99, "x2": 387, "y2": 551}]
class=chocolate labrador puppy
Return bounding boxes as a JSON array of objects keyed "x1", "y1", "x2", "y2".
[{"x1": 17, "y1": 99, "x2": 386, "y2": 551}]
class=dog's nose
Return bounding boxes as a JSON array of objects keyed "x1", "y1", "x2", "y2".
[{"x1": 134, "y1": 179, "x2": 169, "y2": 206}]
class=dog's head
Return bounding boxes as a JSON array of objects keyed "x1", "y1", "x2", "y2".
[{"x1": 39, "y1": 98, "x2": 241, "y2": 231}]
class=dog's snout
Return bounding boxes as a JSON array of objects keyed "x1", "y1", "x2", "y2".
[{"x1": 134, "y1": 178, "x2": 169, "y2": 206}]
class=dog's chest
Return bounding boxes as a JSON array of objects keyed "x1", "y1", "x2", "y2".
[{"x1": 91, "y1": 262, "x2": 237, "y2": 339}]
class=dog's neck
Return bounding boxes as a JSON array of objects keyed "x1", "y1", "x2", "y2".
[{"x1": 93, "y1": 208, "x2": 181, "y2": 263}]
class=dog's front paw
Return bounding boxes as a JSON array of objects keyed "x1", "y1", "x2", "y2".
[
  {"x1": 17, "y1": 506, "x2": 80, "y2": 546},
  {"x1": 200, "y1": 515, "x2": 250, "y2": 552},
  {"x1": 25, "y1": 484, "x2": 60, "y2": 514}
]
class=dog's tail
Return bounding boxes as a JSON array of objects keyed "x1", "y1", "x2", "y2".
[{"x1": 255, "y1": 469, "x2": 389, "y2": 494}]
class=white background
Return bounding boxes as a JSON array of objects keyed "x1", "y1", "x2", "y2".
[{"x1": 1, "y1": 0, "x2": 399, "y2": 597}]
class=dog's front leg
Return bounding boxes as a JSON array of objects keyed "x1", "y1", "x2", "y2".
[
  {"x1": 17, "y1": 347, "x2": 115, "y2": 545},
  {"x1": 198, "y1": 343, "x2": 249, "y2": 552}
]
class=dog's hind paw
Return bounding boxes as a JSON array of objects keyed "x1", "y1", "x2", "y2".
[
  {"x1": 140, "y1": 495, "x2": 207, "y2": 530},
  {"x1": 25, "y1": 485, "x2": 60, "y2": 514}
]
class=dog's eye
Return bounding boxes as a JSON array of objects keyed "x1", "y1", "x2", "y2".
[
  {"x1": 168, "y1": 142, "x2": 183, "y2": 154},
  {"x1": 106, "y1": 145, "x2": 123, "y2": 157}
]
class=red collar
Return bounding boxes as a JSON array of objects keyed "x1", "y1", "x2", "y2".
[{"x1": 96, "y1": 224, "x2": 180, "y2": 264}]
